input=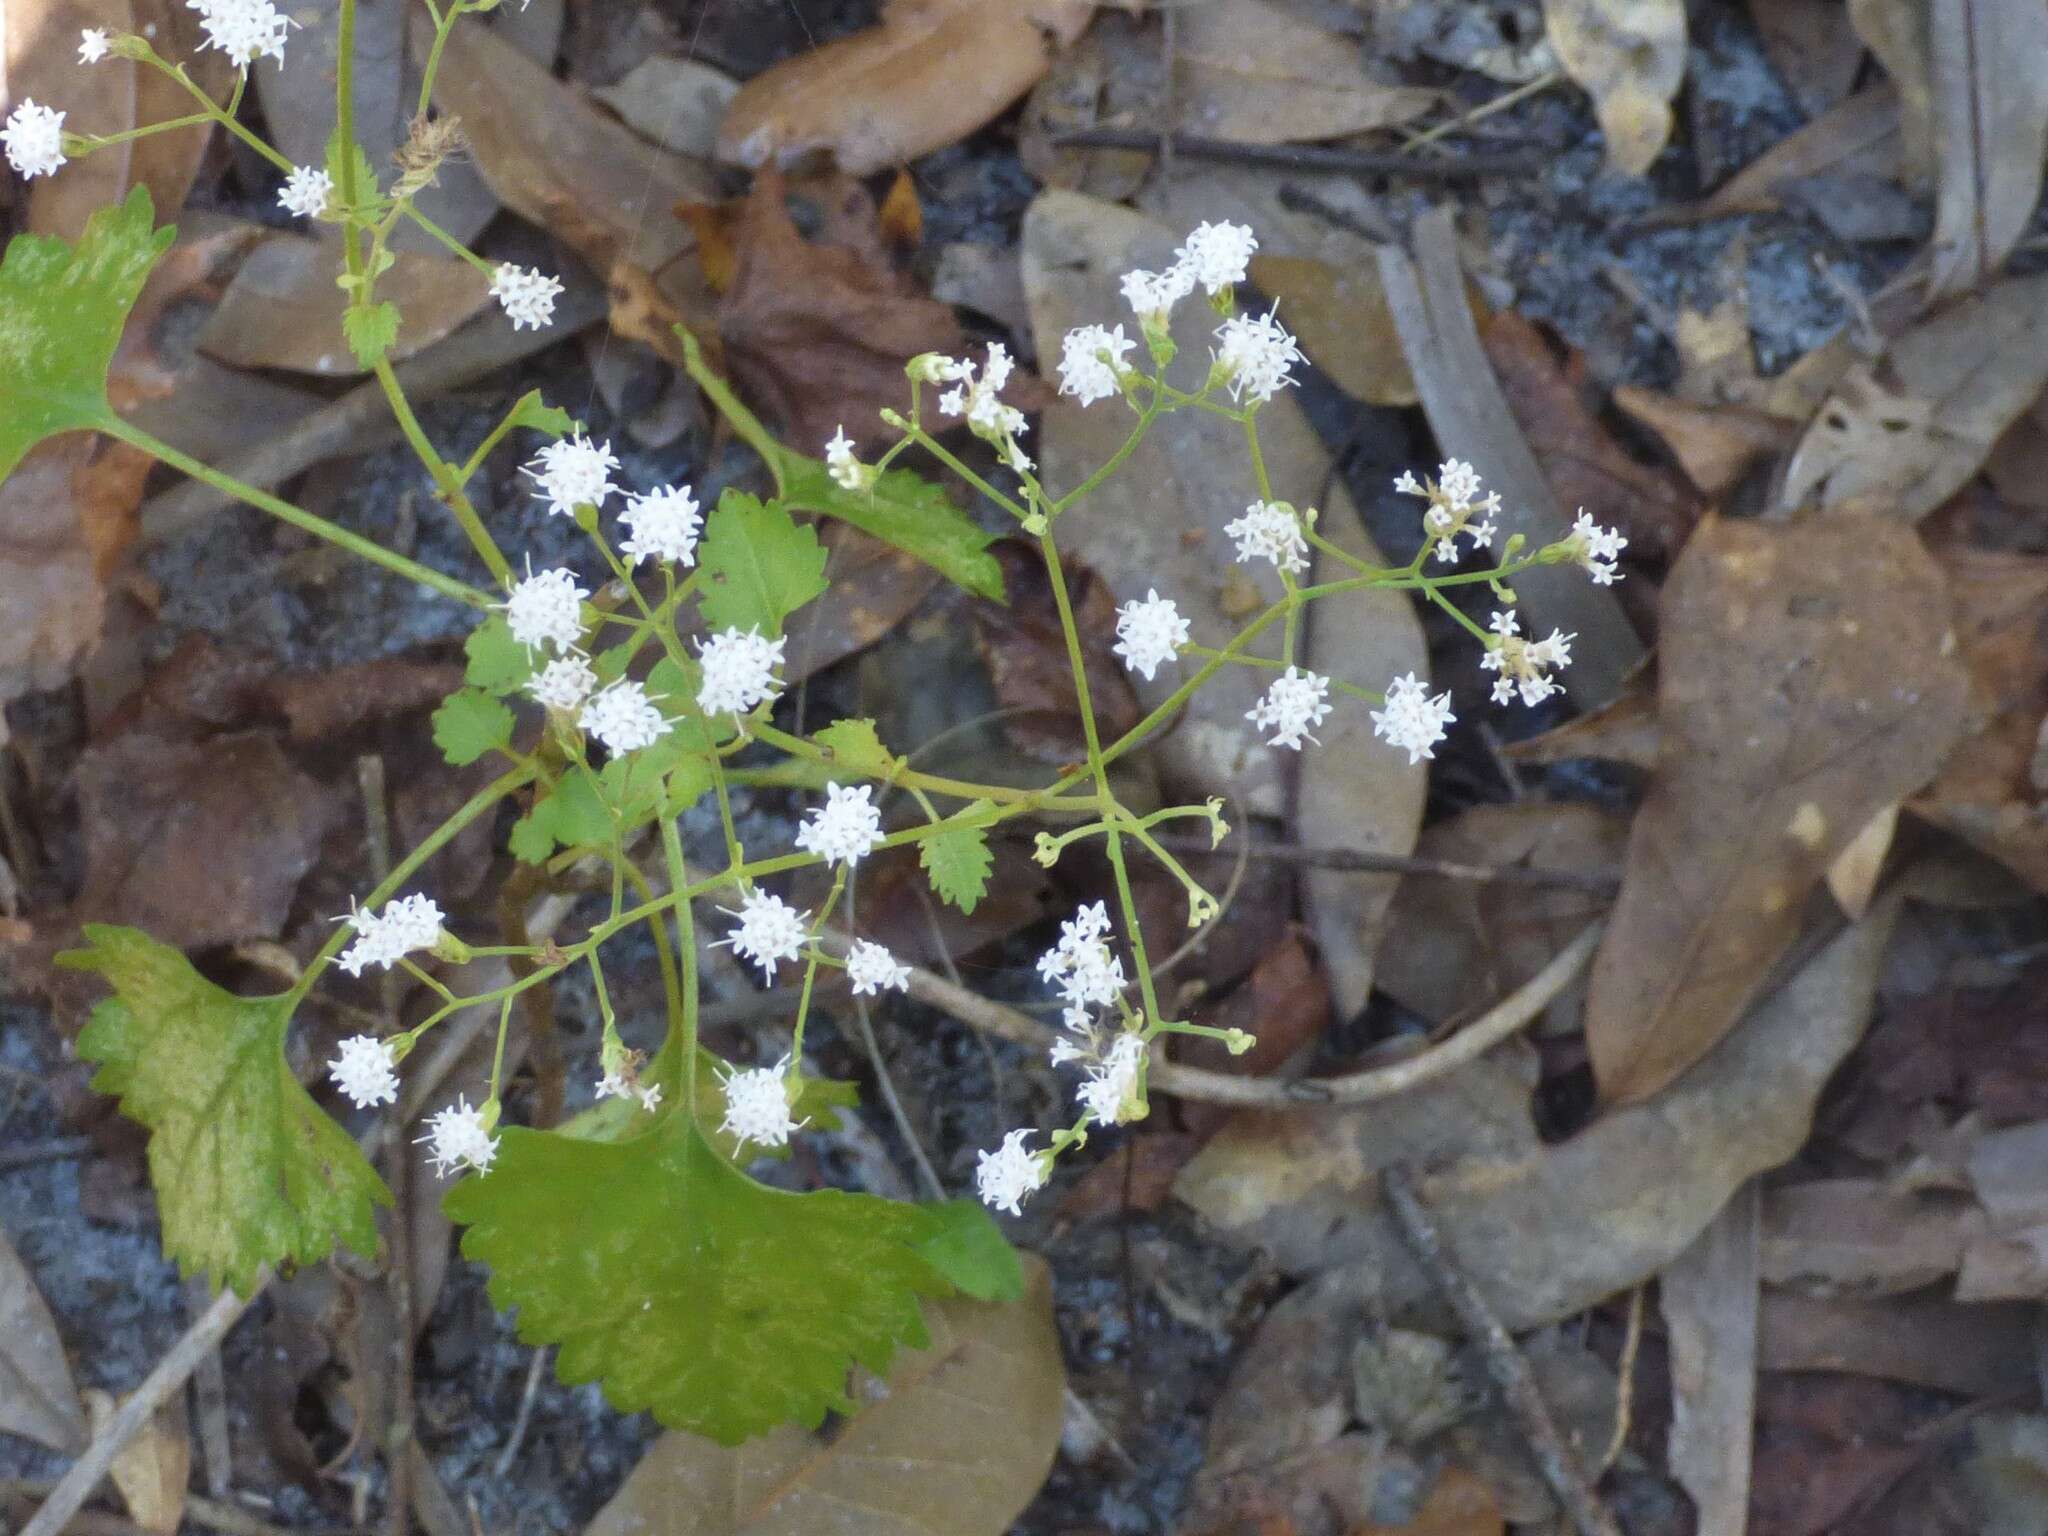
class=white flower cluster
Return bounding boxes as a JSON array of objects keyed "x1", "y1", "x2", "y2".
[
  {"x1": 337, "y1": 892, "x2": 445, "y2": 977},
  {"x1": 523, "y1": 434, "x2": 619, "y2": 517},
  {"x1": 1224, "y1": 500, "x2": 1310, "y2": 574},
  {"x1": 619, "y1": 484, "x2": 701, "y2": 568},
  {"x1": 794, "y1": 782, "x2": 885, "y2": 868},
  {"x1": 502, "y1": 564, "x2": 588, "y2": 654},
  {"x1": 529, "y1": 655, "x2": 596, "y2": 712},
  {"x1": 580, "y1": 679, "x2": 672, "y2": 754},
  {"x1": 490, "y1": 263, "x2": 563, "y2": 332},
  {"x1": 595, "y1": 1069, "x2": 662, "y2": 1113},
  {"x1": 1482, "y1": 610, "x2": 1574, "y2": 706},
  {"x1": 932, "y1": 343, "x2": 1031, "y2": 474},
  {"x1": 2, "y1": 100, "x2": 66, "y2": 180},
  {"x1": 1056, "y1": 324, "x2": 1136, "y2": 407},
  {"x1": 975, "y1": 1129, "x2": 1048, "y2": 1216},
  {"x1": 1247, "y1": 666, "x2": 1333, "y2": 750},
  {"x1": 718, "y1": 887, "x2": 810, "y2": 980},
  {"x1": 719, "y1": 1056, "x2": 802, "y2": 1149},
  {"x1": 418, "y1": 1095, "x2": 497, "y2": 1177},
  {"x1": 1112, "y1": 589, "x2": 1189, "y2": 682},
  {"x1": 1215, "y1": 308, "x2": 1305, "y2": 405},
  {"x1": 825, "y1": 427, "x2": 872, "y2": 492},
  {"x1": 1370, "y1": 672, "x2": 1456, "y2": 764},
  {"x1": 1037, "y1": 901, "x2": 1127, "y2": 1033},
  {"x1": 1177, "y1": 220, "x2": 1259, "y2": 294},
  {"x1": 1395, "y1": 459, "x2": 1500, "y2": 565},
  {"x1": 188, "y1": 0, "x2": 292, "y2": 67},
  {"x1": 696, "y1": 626, "x2": 786, "y2": 721},
  {"x1": 844, "y1": 938, "x2": 910, "y2": 996},
  {"x1": 328, "y1": 1034, "x2": 399, "y2": 1109},
  {"x1": 1568, "y1": 510, "x2": 1627, "y2": 585},
  {"x1": 277, "y1": 165, "x2": 331, "y2": 220}
]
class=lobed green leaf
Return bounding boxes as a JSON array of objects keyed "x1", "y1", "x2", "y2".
[
  {"x1": 781, "y1": 458, "x2": 1004, "y2": 602},
  {"x1": 695, "y1": 491, "x2": 828, "y2": 640},
  {"x1": 431, "y1": 688, "x2": 514, "y2": 766},
  {"x1": 920, "y1": 806, "x2": 995, "y2": 914}
]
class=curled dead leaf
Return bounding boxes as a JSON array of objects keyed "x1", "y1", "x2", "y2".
[{"x1": 1541, "y1": 0, "x2": 1688, "y2": 175}]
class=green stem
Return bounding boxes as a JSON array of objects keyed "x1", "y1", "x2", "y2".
[
  {"x1": 661, "y1": 816, "x2": 701, "y2": 1111},
  {"x1": 369, "y1": 359, "x2": 513, "y2": 584},
  {"x1": 415, "y1": 0, "x2": 467, "y2": 118},
  {"x1": 102, "y1": 416, "x2": 491, "y2": 609},
  {"x1": 1051, "y1": 386, "x2": 1162, "y2": 515}
]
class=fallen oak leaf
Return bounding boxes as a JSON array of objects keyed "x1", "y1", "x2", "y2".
[
  {"x1": 1586, "y1": 515, "x2": 1968, "y2": 1104},
  {"x1": 716, "y1": 0, "x2": 1093, "y2": 176}
]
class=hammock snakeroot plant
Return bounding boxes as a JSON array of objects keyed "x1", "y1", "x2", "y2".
[{"x1": 3, "y1": 0, "x2": 1624, "y2": 1448}]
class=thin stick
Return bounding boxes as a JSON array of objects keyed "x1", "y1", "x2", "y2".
[
  {"x1": 491, "y1": 1347, "x2": 550, "y2": 1479},
  {"x1": 1144, "y1": 832, "x2": 1619, "y2": 892},
  {"x1": 1601, "y1": 1286, "x2": 1646, "y2": 1472},
  {"x1": 19, "y1": 1285, "x2": 261, "y2": 1536},
  {"x1": 1046, "y1": 127, "x2": 1545, "y2": 179},
  {"x1": 1381, "y1": 1166, "x2": 1623, "y2": 1536}
]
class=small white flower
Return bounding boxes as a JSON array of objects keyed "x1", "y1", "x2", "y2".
[
  {"x1": 1120, "y1": 264, "x2": 1194, "y2": 318},
  {"x1": 976, "y1": 1129, "x2": 1048, "y2": 1216},
  {"x1": 337, "y1": 892, "x2": 445, "y2": 976},
  {"x1": 619, "y1": 484, "x2": 701, "y2": 567},
  {"x1": 580, "y1": 680, "x2": 672, "y2": 754},
  {"x1": 1214, "y1": 307, "x2": 1304, "y2": 404},
  {"x1": 276, "y1": 164, "x2": 330, "y2": 219},
  {"x1": 522, "y1": 434, "x2": 620, "y2": 516},
  {"x1": 527, "y1": 654, "x2": 596, "y2": 712},
  {"x1": 595, "y1": 1069, "x2": 632, "y2": 1102},
  {"x1": 1370, "y1": 672, "x2": 1456, "y2": 765},
  {"x1": 824, "y1": 426, "x2": 871, "y2": 491},
  {"x1": 1396, "y1": 459, "x2": 1504, "y2": 566},
  {"x1": 717, "y1": 888, "x2": 809, "y2": 979},
  {"x1": 328, "y1": 1035, "x2": 399, "y2": 1109},
  {"x1": 844, "y1": 938, "x2": 911, "y2": 996},
  {"x1": 936, "y1": 342, "x2": 1028, "y2": 449},
  {"x1": 1113, "y1": 589, "x2": 1190, "y2": 681},
  {"x1": 78, "y1": 28, "x2": 111, "y2": 62},
  {"x1": 1037, "y1": 901, "x2": 1126, "y2": 1026},
  {"x1": 490, "y1": 263, "x2": 563, "y2": 331},
  {"x1": 636, "y1": 1082, "x2": 663, "y2": 1111},
  {"x1": 1077, "y1": 1032, "x2": 1145, "y2": 1124},
  {"x1": 1247, "y1": 667, "x2": 1333, "y2": 750},
  {"x1": 1223, "y1": 500, "x2": 1310, "y2": 574},
  {"x1": 719, "y1": 1056, "x2": 802, "y2": 1149},
  {"x1": 417, "y1": 1095, "x2": 497, "y2": 1177},
  {"x1": 794, "y1": 782, "x2": 884, "y2": 868},
  {"x1": 3, "y1": 100, "x2": 66, "y2": 180},
  {"x1": 188, "y1": 0, "x2": 292, "y2": 66},
  {"x1": 1479, "y1": 610, "x2": 1574, "y2": 707},
  {"x1": 1057, "y1": 324, "x2": 1136, "y2": 407},
  {"x1": 500, "y1": 565, "x2": 588, "y2": 654},
  {"x1": 695, "y1": 626, "x2": 786, "y2": 720},
  {"x1": 1568, "y1": 509, "x2": 1627, "y2": 585},
  {"x1": 1176, "y1": 220, "x2": 1257, "y2": 294}
]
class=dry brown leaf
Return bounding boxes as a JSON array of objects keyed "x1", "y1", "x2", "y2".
[
  {"x1": 713, "y1": 169, "x2": 967, "y2": 456},
  {"x1": 1759, "y1": 1290, "x2": 2039, "y2": 1397},
  {"x1": 196, "y1": 235, "x2": 493, "y2": 377},
  {"x1": 781, "y1": 522, "x2": 942, "y2": 686},
  {"x1": 1180, "y1": 898, "x2": 1901, "y2": 1326},
  {"x1": 1372, "y1": 801, "x2": 1624, "y2": 1027},
  {"x1": 1248, "y1": 253, "x2": 1417, "y2": 407},
  {"x1": 0, "y1": 1226, "x2": 88, "y2": 1454},
  {"x1": 0, "y1": 438, "x2": 134, "y2": 712},
  {"x1": 1662, "y1": 1184, "x2": 1759, "y2": 1536},
  {"x1": 1481, "y1": 310, "x2": 1702, "y2": 562},
  {"x1": 1171, "y1": 0, "x2": 1437, "y2": 145},
  {"x1": 1611, "y1": 385, "x2": 1798, "y2": 499},
  {"x1": 1762, "y1": 1179, "x2": 1977, "y2": 1295},
  {"x1": 1016, "y1": 10, "x2": 1164, "y2": 202},
  {"x1": 87, "y1": 1386, "x2": 190, "y2": 1536},
  {"x1": 1748, "y1": 0, "x2": 1867, "y2": 118},
  {"x1": 1925, "y1": 0, "x2": 2048, "y2": 296},
  {"x1": 716, "y1": 0, "x2": 1093, "y2": 176},
  {"x1": 1379, "y1": 209, "x2": 1644, "y2": 703},
  {"x1": 1499, "y1": 665, "x2": 1663, "y2": 771},
  {"x1": 1586, "y1": 516, "x2": 1968, "y2": 1105},
  {"x1": 1911, "y1": 545, "x2": 2048, "y2": 891},
  {"x1": 1984, "y1": 393, "x2": 2048, "y2": 514},
  {"x1": 583, "y1": 1259, "x2": 1063, "y2": 1536},
  {"x1": 1850, "y1": 0, "x2": 1935, "y2": 176},
  {"x1": 1785, "y1": 243, "x2": 2048, "y2": 524},
  {"x1": 1700, "y1": 85, "x2": 1903, "y2": 218},
  {"x1": 1541, "y1": 0, "x2": 1688, "y2": 175},
  {"x1": 429, "y1": 18, "x2": 711, "y2": 273}
]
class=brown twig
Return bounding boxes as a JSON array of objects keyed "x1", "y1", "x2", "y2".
[
  {"x1": 1381, "y1": 1166, "x2": 1624, "y2": 1536},
  {"x1": 491, "y1": 1347, "x2": 550, "y2": 1479},
  {"x1": 1601, "y1": 1286, "x2": 1646, "y2": 1472},
  {"x1": 188, "y1": 1278, "x2": 234, "y2": 1498},
  {"x1": 1047, "y1": 127, "x2": 1547, "y2": 179},
  {"x1": 1145, "y1": 832, "x2": 1620, "y2": 892}
]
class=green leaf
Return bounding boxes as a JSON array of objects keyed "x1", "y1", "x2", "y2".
[
  {"x1": 58, "y1": 926, "x2": 390, "y2": 1292},
  {"x1": 920, "y1": 806, "x2": 994, "y2": 914},
  {"x1": 343, "y1": 302, "x2": 401, "y2": 367},
  {"x1": 505, "y1": 389, "x2": 572, "y2": 439},
  {"x1": 0, "y1": 185, "x2": 175, "y2": 480},
  {"x1": 444, "y1": 1114, "x2": 955, "y2": 1443},
  {"x1": 782, "y1": 458, "x2": 1004, "y2": 601},
  {"x1": 914, "y1": 1199, "x2": 1025, "y2": 1302},
  {"x1": 507, "y1": 805, "x2": 556, "y2": 866},
  {"x1": 431, "y1": 688, "x2": 514, "y2": 766},
  {"x1": 509, "y1": 768, "x2": 615, "y2": 863},
  {"x1": 696, "y1": 491, "x2": 828, "y2": 640},
  {"x1": 463, "y1": 615, "x2": 532, "y2": 695},
  {"x1": 322, "y1": 129, "x2": 380, "y2": 208},
  {"x1": 812, "y1": 717, "x2": 898, "y2": 779}
]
